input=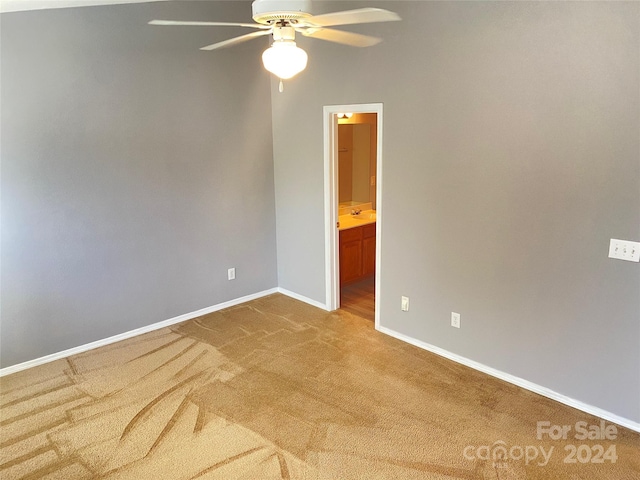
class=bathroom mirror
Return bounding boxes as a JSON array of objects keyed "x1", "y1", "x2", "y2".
[{"x1": 338, "y1": 113, "x2": 377, "y2": 209}]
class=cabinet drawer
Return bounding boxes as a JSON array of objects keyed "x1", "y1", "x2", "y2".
[
  {"x1": 340, "y1": 227, "x2": 362, "y2": 243},
  {"x1": 363, "y1": 223, "x2": 376, "y2": 238}
]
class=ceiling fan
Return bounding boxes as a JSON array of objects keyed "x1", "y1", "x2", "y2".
[{"x1": 149, "y1": 0, "x2": 400, "y2": 89}]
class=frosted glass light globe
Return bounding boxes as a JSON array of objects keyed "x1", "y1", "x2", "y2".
[{"x1": 262, "y1": 41, "x2": 308, "y2": 79}]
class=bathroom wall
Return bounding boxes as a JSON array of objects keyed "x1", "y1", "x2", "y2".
[
  {"x1": 340, "y1": 113, "x2": 377, "y2": 208},
  {"x1": 351, "y1": 124, "x2": 372, "y2": 204},
  {"x1": 338, "y1": 124, "x2": 354, "y2": 203}
]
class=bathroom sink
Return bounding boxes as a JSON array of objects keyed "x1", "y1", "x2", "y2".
[
  {"x1": 351, "y1": 212, "x2": 376, "y2": 221},
  {"x1": 339, "y1": 211, "x2": 376, "y2": 230}
]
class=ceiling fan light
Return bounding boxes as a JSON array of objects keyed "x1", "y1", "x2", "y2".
[{"x1": 262, "y1": 40, "x2": 308, "y2": 79}]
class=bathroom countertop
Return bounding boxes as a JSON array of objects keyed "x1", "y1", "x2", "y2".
[{"x1": 338, "y1": 210, "x2": 376, "y2": 231}]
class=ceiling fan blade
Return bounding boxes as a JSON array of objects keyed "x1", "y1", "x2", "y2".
[
  {"x1": 300, "y1": 28, "x2": 381, "y2": 48},
  {"x1": 304, "y1": 8, "x2": 400, "y2": 28},
  {"x1": 199, "y1": 30, "x2": 272, "y2": 51},
  {"x1": 149, "y1": 20, "x2": 270, "y2": 30}
]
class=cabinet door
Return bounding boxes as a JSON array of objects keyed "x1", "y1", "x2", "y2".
[
  {"x1": 363, "y1": 236, "x2": 376, "y2": 277},
  {"x1": 362, "y1": 223, "x2": 376, "y2": 277},
  {"x1": 340, "y1": 239, "x2": 363, "y2": 284}
]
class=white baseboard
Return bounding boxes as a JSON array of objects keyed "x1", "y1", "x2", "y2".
[
  {"x1": 6, "y1": 290, "x2": 636, "y2": 435},
  {"x1": 277, "y1": 287, "x2": 329, "y2": 311},
  {"x1": 0, "y1": 288, "x2": 279, "y2": 377},
  {"x1": 377, "y1": 325, "x2": 640, "y2": 434}
]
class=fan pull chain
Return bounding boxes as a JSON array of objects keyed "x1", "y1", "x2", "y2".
[{"x1": 279, "y1": 79, "x2": 284, "y2": 93}]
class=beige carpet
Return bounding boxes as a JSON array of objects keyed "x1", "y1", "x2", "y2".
[{"x1": 1, "y1": 294, "x2": 638, "y2": 479}]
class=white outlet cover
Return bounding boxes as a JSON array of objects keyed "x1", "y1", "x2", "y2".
[
  {"x1": 451, "y1": 312, "x2": 461, "y2": 328},
  {"x1": 608, "y1": 239, "x2": 640, "y2": 262}
]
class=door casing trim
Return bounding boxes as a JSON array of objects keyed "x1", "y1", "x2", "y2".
[{"x1": 323, "y1": 103, "x2": 383, "y2": 328}]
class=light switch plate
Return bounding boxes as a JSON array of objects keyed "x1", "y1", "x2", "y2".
[
  {"x1": 608, "y1": 239, "x2": 640, "y2": 262},
  {"x1": 401, "y1": 296, "x2": 409, "y2": 312}
]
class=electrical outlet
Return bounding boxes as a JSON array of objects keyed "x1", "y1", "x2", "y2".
[
  {"x1": 228, "y1": 268, "x2": 236, "y2": 280},
  {"x1": 401, "y1": 296, "x2": 409, "y2": 312},
  {"x1": 608, "y1": 239, "x2": 640, "y2": 262},
  {"x1": 451, "y1": 312, "x2": 461, "y2": 328}
]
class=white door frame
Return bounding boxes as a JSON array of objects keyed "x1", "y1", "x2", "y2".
[{"x1": 323, "y1": 103, "x2": 383, "y2": 328}]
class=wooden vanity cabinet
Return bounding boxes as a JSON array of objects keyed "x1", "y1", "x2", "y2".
[
  {"x1": 340, "y1": 223, "x2": 376, "y2": 285},
  {"x1": 362, "y1": 224, "x2": 376, "y2": 277}
]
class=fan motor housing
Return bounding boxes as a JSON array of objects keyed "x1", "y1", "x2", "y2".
[{"x1": 252, "y1": 0, "x2": 313, "y2": 24}]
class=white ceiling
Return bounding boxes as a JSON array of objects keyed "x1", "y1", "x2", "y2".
[{"x1": 0, "y1": 0, "x2": 167, "y2": 14}]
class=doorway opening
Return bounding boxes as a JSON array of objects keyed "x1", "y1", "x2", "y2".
[{"x1": 323, "y1": 104, "x2": 383, "y2": 328}]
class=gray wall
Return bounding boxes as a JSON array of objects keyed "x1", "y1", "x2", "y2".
[
  {"x1": 1, "y1": 1, "x2": 278, "y2": 366},
  {"x1": 272, "y1": 2, "x2": 640, "y2": 422}
]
